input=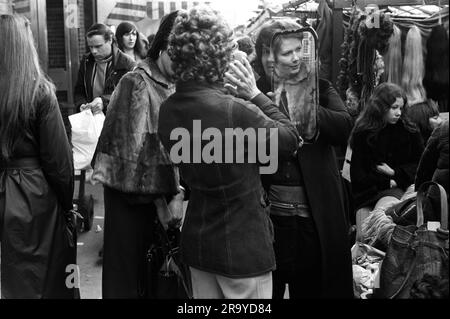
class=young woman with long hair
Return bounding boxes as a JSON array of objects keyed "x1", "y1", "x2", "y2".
[
  {"x1": 115, "y1": 21, "x2": 147, "y2": 62},
  {"x1": 350, "y1": 83, "x2": 424, "y2": 214},
  {"x1": 0, "y1": 14, "x2": 76, "y2": 298}
]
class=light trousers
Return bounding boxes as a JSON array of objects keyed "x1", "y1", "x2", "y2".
[{"x1": 190, "y1": 267, "x2": 272, "y2": 299}]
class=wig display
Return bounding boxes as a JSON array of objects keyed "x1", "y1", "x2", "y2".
[
  {"x1": 337, "y1": 6, "x2": 363, "y2": 101},
  {"x1": 337, "y1": 7, "x2": 393, "y2": 114},
  {"x1": 384, "y1": 25, "x2": 402, "y2": 86},
  {"x1": 423, "y1": 25, "x2": 449, "y2": 112},
  {"x1": 402, "y1": 25, "x2": 427, "y2": 105}
]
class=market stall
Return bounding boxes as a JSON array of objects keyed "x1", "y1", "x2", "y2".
[{"x1": 334, "y1": 0, "x2": 449, "y2": 114}]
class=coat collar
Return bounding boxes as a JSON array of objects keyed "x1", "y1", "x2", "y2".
[
  {"x1": 175, "y1": 80, "x2": 227, "y2": 94},
  {"x1": 85, "y1": 44, "x2": 135, "y2": 71},
  {"x1": 136, "y1": 58, "x2": 174, "y2": 89}
]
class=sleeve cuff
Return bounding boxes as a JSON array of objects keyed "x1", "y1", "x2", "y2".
[{"x1": 250, "y1": 93, "x2": 273, "y2": 108}]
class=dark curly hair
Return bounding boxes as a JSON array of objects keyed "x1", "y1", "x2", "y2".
[{"x1": 168, "y1": 6, "x2": 234, "y2": 84}]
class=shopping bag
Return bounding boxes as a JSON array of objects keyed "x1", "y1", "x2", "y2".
[
  {"x1": 68, "y1": 109, "x2": 105, "y2": 170},
  {"x1": 374, "y1": 181, "x2": 449, "y2": 299},
  {"x1": 271, "y1": 27, "x2": 319, "y2": 143},
  {"x1": 146, "y1": 221, "x2": 192, "y2": 299}
]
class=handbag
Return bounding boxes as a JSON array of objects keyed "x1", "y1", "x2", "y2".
[
  {"x1": 146, "y1": 221, "x2": 192, "y2": 299},
  {"x1": 375, "y1": 181, "x2": 449, "y2": 299}
]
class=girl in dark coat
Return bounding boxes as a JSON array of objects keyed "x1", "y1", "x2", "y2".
[
  {"x1": 0, "y1": 14, "x2": 76, "y2": 298},
  {"x1": 350, "y1": 83, "x2": 424, "y2": 211},
  {"x1": 254, "y1": 19, "x2": 354, "y2": 299}
]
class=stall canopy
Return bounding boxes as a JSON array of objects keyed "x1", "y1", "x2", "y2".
[{"x1": 102, "y1": 0, "x2": 212, "y2": 35}]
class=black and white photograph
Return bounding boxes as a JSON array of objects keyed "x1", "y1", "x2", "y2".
[{"x1": 0, "y1": 0, "x2": 448, "y2": 305}]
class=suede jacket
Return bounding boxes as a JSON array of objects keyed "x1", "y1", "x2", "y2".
[{"x1": 158, "y1": 81, "x2": 300, "y2": 277}]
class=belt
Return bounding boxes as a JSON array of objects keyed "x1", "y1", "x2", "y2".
[
  {"x1": 0, "y1": 157, "x2": 41, "y2": 169},
  {"x1": 268, "y1": 184, "x2": 311, "y2": 218},
  {"x1": 269, "y1": 200, "x2": 311, "y2": 218}
]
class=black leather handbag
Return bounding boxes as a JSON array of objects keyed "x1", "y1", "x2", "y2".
[{"x1": 146, "y1": 221, "x2": 192, "y2": 299}]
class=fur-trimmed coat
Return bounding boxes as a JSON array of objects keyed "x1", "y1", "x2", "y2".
[{"x1": 92, "y1": 59, "x2": 179, "y2": 197}]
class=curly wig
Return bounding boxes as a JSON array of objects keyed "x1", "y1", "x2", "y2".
[{"x1": 168, "y1": 6, "x2": 234, "y2": 84}]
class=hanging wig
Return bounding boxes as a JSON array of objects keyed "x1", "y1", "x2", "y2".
[
  {"x1": 423, "y1": 25, "x2": 449, "y2": 102},
  {"x1": 402, "y1": 25, "x2": 426, "y2": 105},
  {"x1": 384, "y1": 24, "x2": 402, "y2": 86}
]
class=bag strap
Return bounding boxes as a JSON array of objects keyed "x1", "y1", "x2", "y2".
[{"x1": 416, "y1": 181, "x2": 448, "y2": 232}]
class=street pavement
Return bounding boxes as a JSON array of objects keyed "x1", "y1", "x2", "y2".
[
  {"x1": 76, "y1": 182, "x2": 104, "y2": 299},
  {"x1": 1, "y1": 180, "x2": 290, "y2": 299}
]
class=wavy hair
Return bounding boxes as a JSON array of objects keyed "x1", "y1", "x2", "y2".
[
  {"x1": 384, "y1": 24, "x2": 402, "y2": 86},
  {"x1": 402, "y1": 25, "x2": 426, "y2": 105},
  {"x1": 168, "y1": 6, "x2": 234, "y2": 84},
  {"x1": 254, "y1": 18, "x2": 301, "y2": 78},
  {"x1": 349, "y1": 82, "x2": 417, "y2": 148},
  {"x1": 0, "y1": 14, "x2": 56, "y2": 161}
]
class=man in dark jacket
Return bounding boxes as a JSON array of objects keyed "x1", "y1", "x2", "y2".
[{"x1": 74, "y1": 23, "x2": 136, "y2": 114}]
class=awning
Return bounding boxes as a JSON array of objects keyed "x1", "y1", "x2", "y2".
[{"x1": 105, "y1": 0, "x2": 211, "y2": 26}]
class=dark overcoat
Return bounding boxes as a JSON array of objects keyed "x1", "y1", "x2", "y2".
[
  {"x1": 258, "y1": 77, "x2": 354, "y2": 298},
  {"x1": 0, "y1": 90, "x2": 76, "y2": 298}
]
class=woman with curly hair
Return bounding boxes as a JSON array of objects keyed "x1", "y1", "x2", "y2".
[
  {"x1": 158, "y1": 6, "x2": 300, "y2": 299},
  {"x1": 350, "y1": 83, "x2": 424, "y2": 221}
]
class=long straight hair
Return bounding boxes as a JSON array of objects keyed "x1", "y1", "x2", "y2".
[
  {"x1": 384, "y1": 24, "x2": 402, "y2": 86},
  {"x1": 0, "y1": 14, "x2": 55, "y2": 161},
  {"x1": 401, "y1": 25, "x2": 426, "y2": 105}
]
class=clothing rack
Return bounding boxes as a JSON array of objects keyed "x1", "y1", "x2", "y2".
[{"x1": 330, "y1": 0, "x2": 449, "y2": 86}]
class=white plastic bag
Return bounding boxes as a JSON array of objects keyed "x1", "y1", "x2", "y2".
[{"x1": 69, "y1": 109, "x2": 105, "y2": 170}]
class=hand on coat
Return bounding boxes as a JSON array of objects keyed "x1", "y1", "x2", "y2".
[{"x1": 376, "y1": 163, "x2": 395, "y2": 177}]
